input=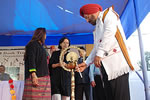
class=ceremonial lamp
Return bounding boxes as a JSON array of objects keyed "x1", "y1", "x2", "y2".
[{"x1": 59, "y1": 46, "x2": 85, "y2": 100}]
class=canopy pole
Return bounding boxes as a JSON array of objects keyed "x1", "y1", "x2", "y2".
[
  {"x1": 132, "y1": 0, "x2": 150, "y2": 99},
  {"x1": 137, "y1": 27, "x2": 150, "y2": 100}
]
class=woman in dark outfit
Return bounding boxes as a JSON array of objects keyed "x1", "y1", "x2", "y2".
[
  {"x1": 23, "y1": 28, "x2": 51, "y2": 100},
  {"x1": 49, "y1": 37, "x2": 71, "y2": 100}
]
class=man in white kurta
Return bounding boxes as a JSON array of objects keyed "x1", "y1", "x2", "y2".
[{"x1": 78, "y1": 4, "x2": 139, "y2": 100}]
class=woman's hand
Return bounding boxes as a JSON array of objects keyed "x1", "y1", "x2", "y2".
[
  {"x1": 52, "y1": 63, "x2": 61, "y2": 68},
  {"x1": 31, "y1": 72, "x2": 39, "y2": 87}
]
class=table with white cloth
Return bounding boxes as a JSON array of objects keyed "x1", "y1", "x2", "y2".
[{"x1": 0, "y1": 81, "x2": 24, "y2": 100}]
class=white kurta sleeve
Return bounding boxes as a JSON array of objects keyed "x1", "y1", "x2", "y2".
[{"x1": 85, "y1": 45, "x2": 96, "y2": 66}]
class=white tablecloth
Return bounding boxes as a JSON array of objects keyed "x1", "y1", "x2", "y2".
[{"x1": 0, "y1": 81, "x2": 24, "y2": 100}]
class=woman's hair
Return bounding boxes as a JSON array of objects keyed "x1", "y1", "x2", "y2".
[
  {"x1": 78, "y1": 46, "x2": 86, "y2": 51},
  {"x1": 24, "y1": 28, "x2": 47, "y2": 60},
  {"x1": 29, "y1": 27, "x2": 46, "y2": 44},
  {"x1": 58, "y1": 37, "x2": 70, "y2": 49}
]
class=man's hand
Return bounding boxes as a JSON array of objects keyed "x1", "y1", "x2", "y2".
[
  {"x1": 76, "y1": 62, "x2": 87, "y2": 72},
  {"x1": 91, "y1": 81, "x2": 96, "y2": 87},
  {"x1": 94, "y1": 56, "x2": 101, "y2": 67}
]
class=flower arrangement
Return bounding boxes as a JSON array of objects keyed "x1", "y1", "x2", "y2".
[{"x1": 8, "y1": 80, "x2": 16, "y2": 100}]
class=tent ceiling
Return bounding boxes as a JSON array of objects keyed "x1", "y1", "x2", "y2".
[{"x1": 0, "y1": 0, "x2": 128, "y2": 35}]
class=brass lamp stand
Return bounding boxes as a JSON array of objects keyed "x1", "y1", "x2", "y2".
[{"x1": 59, "y1": 46, "x2": 84, "y2": 100}]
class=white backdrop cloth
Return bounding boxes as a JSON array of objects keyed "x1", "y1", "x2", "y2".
[{"x1": 0, "y1": 81, "x2": 24, "y2": 100}]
